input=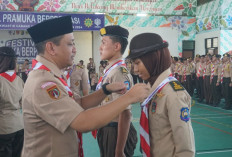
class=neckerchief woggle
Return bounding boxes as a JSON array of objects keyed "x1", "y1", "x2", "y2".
[
  {"x1": 141, "y1": 76, "x2": 177, "y2": 107},
  {"x1": 96, "y1": 59, "x2": 126, "y2": 90},
  {"x1": 0, "y1": 71, "x2": 17, "y2": 82}
]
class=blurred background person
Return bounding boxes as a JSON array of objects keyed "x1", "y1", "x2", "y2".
[
  {"x1": 0, "y1": 46, "x2": 24, "y2": 157},
  {"x1": 21, "y1": 59, "x2": 29, "y2": 83}
]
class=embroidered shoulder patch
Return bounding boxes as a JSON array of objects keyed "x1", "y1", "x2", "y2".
[
  {"x1": 46, "y1": 85, "x2": 60, "y2": 99},
  {"x1": 120, "y1": 67, "x2": 128, "y2": 74},
  {"x1": 180, "y1": 107, "x2": 190, "y2": 122},
  {"x1": 169, "y1": 81, "x2": 184, "y2": 91}
]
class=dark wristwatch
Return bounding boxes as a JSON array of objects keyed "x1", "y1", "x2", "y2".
[{"x1": 102, "y1": 83, "x2": 112, "y2": 95}]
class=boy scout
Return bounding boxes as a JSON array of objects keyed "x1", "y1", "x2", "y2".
[
  {"x1": 22, "y1": 16, "x2": 149, "y2": 157},
  {"x1": 97, "y1": 25, "x2": 137, "y2": 157}
]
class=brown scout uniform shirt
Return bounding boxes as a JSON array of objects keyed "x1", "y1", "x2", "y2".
[
  {"x1": 22, "y1": 56, "x2": 84, "y2": 157},
  {"x1": 70, "y1": 64, "x2": 89, "y2": 99},
  {"x1": 148, "y1": 68, "x2": 195, "y2": 157},
  {"x1": 101, "y1": 57, "x2": 133, "y2": 122},
  {"x1": 205, "y1": 61, "x2": 211, "y2": 76},
  {"x1": 222, "y1": 61, "x2": 231, "y2": 78},
  {"x1": 0, "y1": 71, "x2": 24, "y2": 134}
]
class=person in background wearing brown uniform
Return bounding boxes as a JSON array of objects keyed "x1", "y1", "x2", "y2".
[
  {"x1": 203, "y1": 54, "x2": 212, "y2": 104},
  {"x1": 0, "y1": 46, "x2": 24, "y2": 157},
  {"x1": 87, "y1": 58, "x2": 96, "y2": 84},
  {"x1": 96, "y1": 25, "x2": 137, "y2": 157},
  {"x1": 126, "y1": 33, "x2": 195, "y2": 157},
  {"x1": 99, "y1": 60, "x2": 107, "y2": 77},
  {"x1": 70, "y1": 62, "x2": 89, "y2": 98},
  {"x1": 194, "y1": 54, "x2": 200, "y2": 98},
  {"x1": 210, "y1": 54, "x2": 222, "y2": 107},
  {"x1": 172, "y1": 57, "x2": 178, "y2": 77},
  {"x1": 197, "y1": 55, "x2": 206, "y2": 102},
  {"x1": 181, "y1": 58, "x2": 193, "y2": 96},
  {"x1": 221, "y1": 53, "x2": 232, "y2": 110},
  {"x1": 22, "y1": 16, "x2": 150, "y2": 157},
  {"x1": 21, "y1": 59, "x2": 29, "y2": 82}
]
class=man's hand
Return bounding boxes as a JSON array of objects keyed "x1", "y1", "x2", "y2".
[{"x1": 126, "y1": 83, "x2": 150, "y2": 103}]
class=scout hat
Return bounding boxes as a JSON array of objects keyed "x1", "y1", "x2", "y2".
[
  {"x1": 0, "y1": 46, "x2": 17, "y2": 57},
  {"x1": 27, "y1": 15, "x2": 73, "y2": 44},
  {"x1": 100, "y1": 25, "x2": 129, "y2": 39},
  {"x1": 126, "y1": 33, "x2": 168, "y2": 59}
]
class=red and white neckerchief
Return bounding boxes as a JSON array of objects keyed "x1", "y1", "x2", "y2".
[
  {"x1": 32, "y1": 59, "x2": 84, "y2": 157},
  {"x1": 210, "y1": 63, "x2": 215, "y2": 83},
  {"x1": 183, "y1": 66, "x2": 187, "y2": 82},
  {"x1": 96, "y1": 59, "x2": 126, "y2": 90},
  {"x1": 140, "y1": 75, "x2": 176, "y2": 157},
  {"x1": 0, "y1": 71, "x2": 17, "y2": 82},
  {"x1": 63, "y1": 64, "x2": 75, "y2": 87},
  {"x1": 221, "y1": 63, "x2": 226, "y2": 83},
  {"x1": 203, "y1": 64, "x2": 207, "y2": 79},
  {"x1": 197, "y1": 64, "x2": 202, "y2": 79}
]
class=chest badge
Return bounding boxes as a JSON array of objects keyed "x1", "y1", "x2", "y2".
[
  {"x1": 151, "y1": 100, "x2": 157, "y2": 113},
  {"x1": 75, "y1": 81, "x2": 79, "y2": 86},
  {"x1": 180, "y1": 107, "x2": 190, "y2": 122},
  {"x1": 156, "y1": 92, "x2": 164, "y2": 98}
]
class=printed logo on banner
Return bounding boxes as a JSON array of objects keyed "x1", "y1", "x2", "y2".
[
  {"x1": 84, "y1": 18, "x2": 93, "y2": 28},
  {"x1": 94, "y1": 18, "x2": 101, "y2": 28}
]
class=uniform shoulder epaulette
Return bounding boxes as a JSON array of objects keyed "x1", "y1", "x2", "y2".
[
  {"x1": 169, "y1": 81, "x2": 185, "y2": 91},
  {"x1": 120, "y1": 67, "x2": 129, "y2": 74}
]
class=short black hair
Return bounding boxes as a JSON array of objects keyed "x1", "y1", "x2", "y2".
[
  {"x1": 109, "y1": 36, "x2": 128, "y2": 55},
  {"x1": 35, "y1": 35, "x2": 63, "y2": 55}
]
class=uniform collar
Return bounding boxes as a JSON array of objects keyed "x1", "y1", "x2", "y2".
[
  {"x1": 36, "y1": 55, "x2": 63, "y2": 78},
  {"x1": 105, "y1": 57, "x2": 123, "y2": 70},
  {"x1": 150, "y1": 68, "x2": 171, "y2": 90}
]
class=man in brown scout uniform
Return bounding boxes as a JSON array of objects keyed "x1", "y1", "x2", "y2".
[
  {"x1": 197, "y1": 55, "x2": 206, "y2": 102},
  {"x1": 221, "y1": 53, "x2": 232, "y2": 109},
  {"x1": 126, "y1": 33, "x2": 195, "y2": 157},
  {"x1": 96, "y1": 25, "x2": 137, "y2": 157},
  {"x1": 181, "y1": 58, "x2": 192, "y2": 96},
  {"x1": 22, "y1": 16, "x2": 150, "y2": 157},
  {"x1": 210, "y1": 54, "x2": 222, "y2": 107},
  {"x1": 69, "y1": 62, "x2": 89, "y2": 98},
  {"x1": 194, "y1": 54, "x2": 200, "y2": 98},
  {"x1": 203, "y1": 53, "x2": 212, "y2": 104}
]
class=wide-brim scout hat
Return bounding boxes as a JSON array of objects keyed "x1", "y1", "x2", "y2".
[
  {"x1": 100, "y1": 25, "x2": 129, "y2": 39},
  {"x1": 126, "y1": 33, "x2": 168, "y2": 59},
  {"x1": 27, "y1": 15, "x2": 73, "y2": 44},
  {"x1": 0, "y1": 46, "x2": 17, "y2": 57}
]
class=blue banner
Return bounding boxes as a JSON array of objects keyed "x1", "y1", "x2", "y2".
[{"x1": 0, "y1": 11, "x2": 104, "y2": 31}]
